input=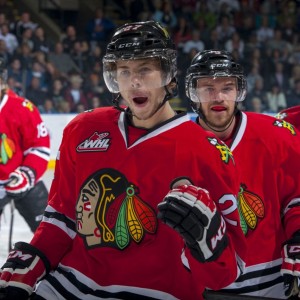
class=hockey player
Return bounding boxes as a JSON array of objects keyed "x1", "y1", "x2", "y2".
[
  {"x1": 0, "y1": 22, "x2": 246, "y2": 300},
  {"x1": 0, "y1": 57, "x2": 50, "y2": 233},
  {"x1": 185, "y1": 49, "x2": 300, "y2": 299}
]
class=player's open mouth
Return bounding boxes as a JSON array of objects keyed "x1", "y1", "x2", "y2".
[
  {"x1": 133, "y1": 97, "x2": 148, "y2": 105},
  {"x1": 211, "y1": 106, "x2": 226, "y2": 112}
]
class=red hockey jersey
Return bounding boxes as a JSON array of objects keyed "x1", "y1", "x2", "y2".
[
  {"x1": 219, "y1": 111, "x2": 300, "y2": 298},
  {"x1": 0, "y1": 89, "x2": 50, "y2": 183},
  {"x1": 31, "y1": 107, "x2": 246, "y2": 300}
]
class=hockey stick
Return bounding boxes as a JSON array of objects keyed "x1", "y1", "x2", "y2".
[
  {"x1": 203, "y1": 290, "x2": 280, "y2": 300},
  {"x1": 8, "y1": 199, "x2": 15, "y2": 252}
]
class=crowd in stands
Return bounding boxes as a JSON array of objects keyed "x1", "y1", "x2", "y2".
[{"x1": 0, "y1": 0, "x2": 300, "y2": 114}]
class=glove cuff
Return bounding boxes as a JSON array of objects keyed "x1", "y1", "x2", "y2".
[
  {"x1": 4, "y1": 242, "x2": 51, "y2": 275},
  {"x1": 19, "y1": 166, "x2": 36, "y2": 187}
]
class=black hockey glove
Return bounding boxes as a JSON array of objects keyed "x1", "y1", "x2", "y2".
[
  {"x1": 157, "y1": 182, "x2": 228, "y2": 262},
  {"x1": 0, "y1": 242, "x2": 50, "y2": 300},
  {"x1": 5, "y1": 167, "x2": 35, "y2": 200},
  {"x1": 281, "y1": 230, "x2": 300, "y2": 298}
]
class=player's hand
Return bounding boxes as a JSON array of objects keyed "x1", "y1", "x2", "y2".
[
  {"x1": 0, "y1": 242, "x2": 50, "y2": 300},
  {"x1": 157, "y1": 179, "x2": 228, "y2": 262},
  {"x1": 281, "y1": 230, "x2": 300, "y2": 298},
  {"x1": 5, "y1": 167, "x2": 35, "y2": 199}
]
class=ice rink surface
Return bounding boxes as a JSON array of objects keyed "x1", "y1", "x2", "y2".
[{"x1": 0, "y1": 169, "x2": 54, "y2": 266}]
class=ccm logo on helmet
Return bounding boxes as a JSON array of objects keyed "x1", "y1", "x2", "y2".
[
  {"x1": 118, "y1": 42, "x2": 141, "y2": 49},
  {"x1": 210, "y1": 63, "x2": 230, "y2": 69}
]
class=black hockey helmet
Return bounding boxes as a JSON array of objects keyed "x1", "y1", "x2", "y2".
[
  {"x1": 103, "y1": 20, "x2": 177, "y2": 93},
  {"x1": 185, "y1": 50, "x2": 247, "y2": 110}
]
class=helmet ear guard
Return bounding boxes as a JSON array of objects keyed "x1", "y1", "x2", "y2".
[{"x1": 185, "y1": 50, "x2": 247, "y2": 111}]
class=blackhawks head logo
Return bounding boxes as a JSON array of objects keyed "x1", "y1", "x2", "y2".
[{"x1": 76, "y1": 169, "x2": 157, "y2": 249}]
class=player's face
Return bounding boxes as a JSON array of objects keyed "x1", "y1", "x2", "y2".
[
  {"x1": 116, "y1": 58, "x2": 169, "y2": 125},
  {"x1": 196, "y1": 77, "x2": 237, "y2": 131}
]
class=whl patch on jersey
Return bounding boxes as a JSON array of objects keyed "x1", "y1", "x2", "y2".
[{"x1": 77, "y1": 132, "x2": 111, "y2": 152}]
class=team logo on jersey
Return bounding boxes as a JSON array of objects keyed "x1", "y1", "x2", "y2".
[
  {"x1": 273, "y1": 119, "x2": 296, "y2": 135},
  {"x1": 77, "y1": 132, "x2": 111, "y2": 152},
  {"x1": 208, "y1": 137, "x2": 234, "y2": 164},
  {"x1": 76, "y1": 168, "x2": 157, "y2": 250},
  {"x1": 22, "y1": 99, "x2": 34, "y2": 112},
  {"x1": 237, "y1": 184, "x2": 264, "y2": 235},
  {"x1": 274, "y1": 112, "x2": 287, "y2": 119},
  {"x1": 0, "y1": 133, "x2": 15, "y2": 164}
]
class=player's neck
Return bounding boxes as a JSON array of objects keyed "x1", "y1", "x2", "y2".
[{"x1": 198, "y1": 116, "x2": 237, "y2": 142}]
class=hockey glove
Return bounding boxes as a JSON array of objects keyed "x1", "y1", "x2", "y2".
[
  {"x1": 0, "y1": 242, "x2": 50, "y2": 300},
  {"x1": 5, "y1": 167, "x2": 35, "y2": 199},
  {"x1": 157, "y1": 183, "x2": 228, "y2": 262},
  {"x1": 281, "y1": 230, "x2": 300, "y2": 298}
]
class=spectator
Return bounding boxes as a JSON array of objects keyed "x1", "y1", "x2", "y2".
[
  {"x1": 215, "y1": 14, "x2": 236, "y2": 47},
  {"x1": 14, "y1": 42, "x2": 34, "y2": 70},
  {"x1": 70, "y1": 40, "x2": 90, "y2": 73},
  {"x1": 246, "y1": 63, "x2": 263, "y2": 93},
  {"x1": 13, "y1": 11, "x2": 38, "y2": 39},
  {"x1": 25, "y1": 75, "x2": 48, "y2": 109},
  {"x1": 18, "y1": 27, "x2": 34, "y2": 50},
  {"x1": 84, "y1": 70, "x2": 109, "y2": 103},
  {"x1": 85, "y1": 7, "x2": 115, "y2": 49},
  {"x1": 32, "y1": 26, "x2": 53, "y2": 54},
  {"x1": 48, "y1": 77, "x2": 67, "y2": 110},
  {"x1": 236, "y1": 13, "x2": 256, "y2": 44},
  {"x1": 0, "y1": 23, "x2": 18, "y2": 54},
  {"x1": 246, "y1": 77, "x2": 268, "y2": 111},
  {"x1": 288, "y1": 64, "x2": 300, "y2": 90},
  {"x1": 61, "y1": 25, "x2": 80, "y2": 54},
  {"x1": 192, "y1": 1, "x2": 217, "y2": 31},
  {"x1": 173, "y1": 16, "x2": 192, "y2": 49},
  {"x1": 256, "y1": 14, "x2": 274, "y2": 47},
  {"x1": 247, "y1": 96, "x2": 265, "y2": 113},
  {"x1": 286, "y1": 79, "x2": 300, "y2": 108},
  {"x1": 56, "y1": 98, "x2": 71, "y2": 113},
  {"x1": 39, "y1": 98, "x2": 57, "y2": 114},
  {"x1": 26, "y1": 60, "x2": 48, "y2": 91},
  {"x1": 266, "y1": 83, "x2": 287, "y2": 113},
  {"x1": 64, "y1": 73, "x2": 88, "y2": 112},
  {"x1": 7, "y1": 76, "x2": 23, "y2": 96},
  {"x1": 182, "y1": 29, "x2": 205, "y2": 55},
  {"x1": 267, "y1": 61, "x2": 290, "y2": 92},
  {"x1": 7, "y1": 57, "x2": 26, "y2": 94},
  {"x1": 0, "y1": 39, "x2": 11, "y2": 66},
  {"x1": 152, "y1": 1, "x2": 177, "y2": 32},
  {"x1": 225, "y1": 31, "x2": 245, "y2": 58},
  {"x1": 265, "y1": 28, "x2": 292, "y2": 54},
  {"x1": 88, "y1": 94, "x2": 108, "y2": 109},
  {"x1": 48, "y1": 41, "x2": 80, "y2": 76},
  {"x1": 86, "y1": 44, "x2": 103, "y2": 70}
]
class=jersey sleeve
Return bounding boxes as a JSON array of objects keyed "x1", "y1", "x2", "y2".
[
  {"x1": 20, "y1": 102, "x2": 50, "y2": 182},
  {"x1": 31, "y1": 119, "x2": 77, "y2": 268},
  {"x1": 276, "y1": 124, "x2": 300, "y2": 239}
]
